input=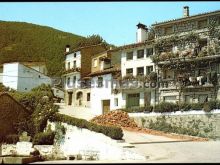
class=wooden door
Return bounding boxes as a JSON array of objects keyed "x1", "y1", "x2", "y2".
[
  {"x1": 127, "y1": 93, "x2": 140, "y2": 108},
  {"x1": 102, "y1": 100, "x2": 110, "y2": 114}
]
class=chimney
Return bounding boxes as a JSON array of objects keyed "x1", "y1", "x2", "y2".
[
  {"x1": 65, "y1": 45, "x2": 70, "y2": 53},
  {"x1": 183, "y1": 6, "x2": 189, "y2": 17},
  {"x1": 136, "y1": 23, "x2": 148, "y2": 43}
]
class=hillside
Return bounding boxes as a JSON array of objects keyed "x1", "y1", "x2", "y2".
[{"x1": 0, "y1": 21, "x2": 107, "y2": 76}]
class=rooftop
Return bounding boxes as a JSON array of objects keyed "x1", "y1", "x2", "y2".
[{"x1": 152, "y1": 9, "x2": 220, "y2": 26}]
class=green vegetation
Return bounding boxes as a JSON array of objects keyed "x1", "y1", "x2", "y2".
[
  {"x1": 50, "y1": 113, "x2": 124, "y2": 140},
  {"x1": 33, "y1": 131, "x2": 56, "y2": 145},
  {"x1": 0, "y1": 21, "x2": 114, "y2": 76}
]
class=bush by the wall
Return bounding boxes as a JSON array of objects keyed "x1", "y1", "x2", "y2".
[
  {"x1": 0, "y1": 134, "x2": 19, "y2": 144},
  {"x1": 33, "y1": 131, "x2": 55, "y2": 145},
  {"x1": 121, "y1": 105, "x2": 153, "y2": 113},
  {"x1": 50, "y1": 114, "x2": 123, "y2": 140},
  {"x1": 154, "y1": 102, "x2": 179, "y2": 113}
]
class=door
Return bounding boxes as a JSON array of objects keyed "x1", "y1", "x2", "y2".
[
  {"x1": 127, "y1": 93, "x2": 140, "y2": 108},
  {"x1": 68, "y1": 92, "x2": 73, "y2": 105},
  {"x1": 102, "y1": 100, "x2": 110, "y2": 114}
]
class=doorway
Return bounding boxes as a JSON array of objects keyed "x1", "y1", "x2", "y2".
[
  {"x1": 76, "y1": 91, "x2": 83, "y2": 106},
  {"x1": 68, "y1": 92, "x2": 73, "y2": 105},
  {"x1": 102, "y1": 100, "x2": 110, "y2": 114}
]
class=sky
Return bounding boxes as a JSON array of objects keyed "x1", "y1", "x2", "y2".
[{"x1": 0, "y1": 2, "x2": 220, "y2": 46}]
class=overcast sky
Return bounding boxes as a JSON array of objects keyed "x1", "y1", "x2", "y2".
[{"x1": 0, "y1": 2, "x2": 220, "y2": 46}]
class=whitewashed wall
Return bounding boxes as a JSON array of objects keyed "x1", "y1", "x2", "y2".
[
  {"x1": 64, "y1": 73, "x2": 81, "y2": 90},
  {"x1": 121, "y1": 47, "x2": 154, "y2": 77},
  {"x1": 2, "y1": 62, "x2": 51, "y2": 92},
  {"x1": 48, "y1": 121, "x2": 146, "y2": 161},
  {"x1": 91, "y1": 74, "x2": 112, "y2": 115},
  {"x1": 65, "y1": 51, "x2": 81, "y2": 70},
  {"x1": 2, "y1": 63, "x2": 19, "y2": 90}
]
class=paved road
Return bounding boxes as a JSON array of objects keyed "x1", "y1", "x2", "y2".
[
  {"x1": 53, "y1": 103, "x2": 220, "y2": 163},
  {"x1": 123, "y1": 130, "x2": 220, "y2": 163},
  {"x1": 56, "y1": 103, "x2": 95, "y2": 121}
]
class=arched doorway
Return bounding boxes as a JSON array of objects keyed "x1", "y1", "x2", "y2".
[{"x1": 76, "y1": 91, "x2": 83, "y2": 106}]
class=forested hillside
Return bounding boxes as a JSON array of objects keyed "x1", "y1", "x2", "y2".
[{"x1": 0, "y1": 21, "x2": 113, "y2": 76}]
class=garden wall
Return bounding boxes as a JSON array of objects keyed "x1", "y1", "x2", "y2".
[{"x1": 130, "y1": 110, "x2": 220, "y2": 140}]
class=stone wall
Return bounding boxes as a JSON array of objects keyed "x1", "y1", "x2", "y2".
[
  {"x1": 130, "y1": 111, "x2": 220, "y2": 140},
  {"x1": 47, "y1": 121, "x2": 146, "y2": 161}
]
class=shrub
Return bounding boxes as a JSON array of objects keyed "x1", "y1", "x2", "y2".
[
  {"x1": 191, "y1": 103, "x2": 204, "y2": 110},
  {"x1": 50, "y1": 114, "x2": 123, "y2": 140},
  {"x1": 121, "y1": 105, "x2": 153, "y2": 113},
  {"x1": 0, "y1": 134, "x2": 20, "y2": 144},
  {"x1": 178, "y1": 103, "x2": 191, "y2": 111},
  {"x1": 33, "y1": 131, "x2": 55, "y2": 145},
  {"x1": 154, "y1": 102, "x2": 179, "y2": 113}
]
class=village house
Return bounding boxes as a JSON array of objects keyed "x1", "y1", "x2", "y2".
[
  {"x1": 2, "y1": 62, "x2": 51, "y2": 92},
  {"x1": 88, "y1": 49, "x2": 121, "y2": 115},
  {"x1": 152, "y1": 6, "x2": 220, "y2": 104},
  {"x1": 62, "y1": 44, "x2": 107, "y2": 107},
  {"x1": 110, "y1": 23, "x2": 157, "y2": 109}
]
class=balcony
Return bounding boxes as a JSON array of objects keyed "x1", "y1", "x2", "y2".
[{"x1": 63, "y1": 67, "x2": 81, "y2": 74}]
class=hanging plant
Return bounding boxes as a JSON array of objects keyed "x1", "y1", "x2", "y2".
[{"x1": 149, "y1": 71, "x2": 157, "y2": 82}]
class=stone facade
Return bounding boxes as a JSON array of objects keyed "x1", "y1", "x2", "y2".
[{"x1": 131, "y1": 111, "x2": 220, "y2": 139}]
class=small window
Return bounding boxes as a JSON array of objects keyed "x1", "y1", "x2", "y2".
[
  {"x1": 38, "y1": 75, "x2": 41, "y2": 78},
  {"x1": 73, "y1": 76, "x2": 76, "y2": 84},
  {"x1": 137, "y1": 49, "x2": 144, "y2": 59},
  {"x1": 74, "y1": 53, "x2": 77, "y2": 58},
  {"x1": 87, "y1": 93, "x2": 90, "y2": 101},
  {"x1": 126, "y1": 68, "x2": 133, "y2": 75},
  {"x1": 98, "y1": 77, "x2": 103, "y2": 87},
  {"x1": 137, "y1": 67, "x2": 144, "y2": 76},
  {"x1": 114, "y1": 98, "x2": 118, "y2": 106},
  {"x1": 146, "y1": 48, "x2": 153, "y2": 57},
  {"x1": 73, "y1": 61, "x2": 76, "y2": 68},
  {"x1": 67, "y1": 77, "x2": 70, "y2": 86},
  {"x1": 56, "y1": 90, "x2": 59, "y2": 93},
  {"x1": 67, "y1": 62, "x2": 70, "y2": 70},
  {"x1": 93, "y1": 59, "x2": 97, "y2": 67},
  {"x1": 126, "y1": 51, "x2": 133, "y2": 60},
  {"x1": 185, "y1": 95, "x2": 191, "y2": 103},
  {"x1": 146, "y1": 66, "x2": 153, "y2": 75}
]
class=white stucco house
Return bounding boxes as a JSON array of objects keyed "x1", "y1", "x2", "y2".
[
  {"x1": 2, "y1": 62, "x2": 51, "y2": 92},
  {"x1": 62, "y1": 44, "x2": 107, "y2": 107}
]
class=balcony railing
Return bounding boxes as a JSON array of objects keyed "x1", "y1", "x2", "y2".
[{"x1": 63, "y1": 67, "x2": 81, "y2": 74}]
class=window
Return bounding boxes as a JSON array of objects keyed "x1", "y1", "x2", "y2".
[
  {"x1": 93, "y1": 59, "x2": 97, "y2": 67},
  {"x1": 73, "y1": 76, "x2": 76, "y2": 85},
  {"x1": 74, "y1": 53, "x2": 77, "y2": 58},
  {"x1": 67, "y1": 77, "x2": 70, "y2": 86},
  {"x1": 98, "y1": 77, "x2": 103, "y2": 87},
  {"x1": 126, "y1": 51, "x2": 133, "y2": 60},
  {"x1": 127, "y1": 93, "x2": 140, "y2": 108},
  {"x1": 185, "y1": 95, "x2": 191, "y2": 103},
  {"x1": 198, "y1": 19, "x2": 207, "y2": 29},
  {"x1": 73, "y1": 61, "x2": 76, "y2": 68},
  {"x1": 114, "y1": 98, "x2": 118, "y2": 106},
  {"x1": 146, "y1": 66, "x2": 153, "y2": 75},
  {"x1": 137, "y1": 49, "x2": 144, "y2": 59},
  {"x1": 126, "y1": 68, "x2": 133, "y2": 75},
  {"x1": 137, "y1": 67, "x2": 144, "y2": 76},
  {"x1": 56, "y1": 90, "x2": 59, "y2": 93},
  {"x1": 67, "y1": 62, "x2": 70, "y2": 70},
  {"x1": 87, "y1": 93, "x2": 90, "y2": 101},
  {"x1": 146, "y1": 48, "x2": 153, "y2": 57}
]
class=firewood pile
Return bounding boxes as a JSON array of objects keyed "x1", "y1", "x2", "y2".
[{"x1": 90, "y1": 110, "x2": 138, "y2": 128}]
